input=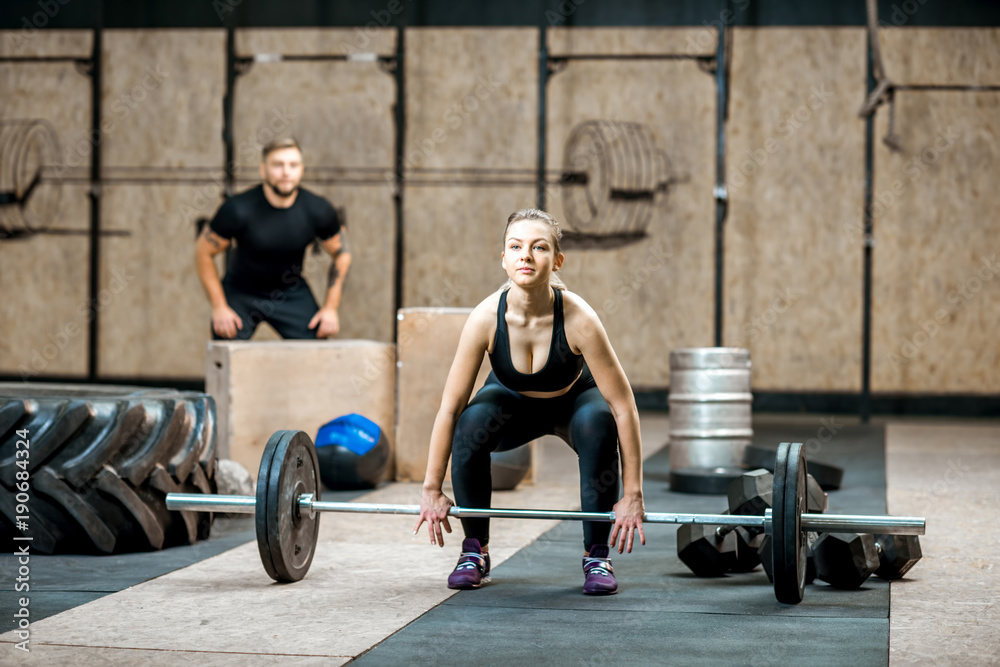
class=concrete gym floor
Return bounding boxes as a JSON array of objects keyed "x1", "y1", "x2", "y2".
[{"x1": 1, "y1": 413, "x2": 998, "y2": 665}]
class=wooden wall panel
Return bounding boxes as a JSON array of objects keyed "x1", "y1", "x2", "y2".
[
  {"x1": 0, "y1": 50, "x2": 93, "y2": 377},
  {"x1": 871, "y1": 91, "x2": 1000, "y2": 393},
  {"x1": 404, "y1": 28, "x2": 537, "y2": 173},
  {"x1": 723, "y1": 27, "x2": 867, "y2": 391},
  {"x1": 880, "y1": 28, "x2": 1000, "y2": 86},
  {"x1": 232, "y1": 60, "x2": 394, "y2": 176},
  {"x1": 101, "y1": 30, "x2": 225, "y2": 171},
  {"x1": 236, "y1": 27, "x2": 396, "y2": 57},
  {"x1": 548, "y1": 27, "x2": 716, "y2": 57},
  {"x1": 0, "y1": 29, "x2": 92, "y2": 58},
  {"x1": 0, "y1": 232, "x2": 90, "y2": 377}
]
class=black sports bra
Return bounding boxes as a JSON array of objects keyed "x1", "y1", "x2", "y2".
[{"x1": 488, "y1": 289, "x2": 585, "y2": 392}]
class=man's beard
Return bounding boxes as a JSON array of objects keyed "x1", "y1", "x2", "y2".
[{"x1": 266, "y1": 177, "x2": 299, "y2": 198}]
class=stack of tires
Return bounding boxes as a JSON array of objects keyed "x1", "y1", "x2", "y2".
[{"x1": 0, "y1": 383, "x2": 218, "y2": 554}]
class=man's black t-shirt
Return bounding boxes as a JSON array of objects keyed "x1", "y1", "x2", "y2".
[{"x1": 210, "y1": 185, "x2": 340, "y2": 292}]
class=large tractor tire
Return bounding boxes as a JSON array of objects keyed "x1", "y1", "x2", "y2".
[{"x1": 0, "y1": 383, "x2": 217, "y2": 554}]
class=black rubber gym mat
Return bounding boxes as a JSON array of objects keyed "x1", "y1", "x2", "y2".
[{"x1": 354, "y1": 422, "x2": 891, "y2": 666}]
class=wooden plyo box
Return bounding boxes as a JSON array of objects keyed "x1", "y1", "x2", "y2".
[
  {"x1": 394, "y1": 307, "x2": 535, "y2": 483},
  {"x1": 206, "y1": 340, "x2": 395, "y2": 480}
]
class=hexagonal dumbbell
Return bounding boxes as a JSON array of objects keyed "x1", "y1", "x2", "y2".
[
  {"x1": 806, "y1": 474, "x2": 829, "y2": 513},
  {"x1": 874, "y1": 534, "x2": 922, "y2": 580},
  {"x1": 729, "y1": 469, "x2": 772, "y2": 519},
  {"x1": 715, "y1": 509, "x2": 762, "y2": 573},
  {"x1": 676, "y1": 522, "x2": 738, "y2": 576},
  {"x1": 812, "y1": 532, "x2": 879, "y2": 589},
  {"x1": 731, "y1": 525, "x2": 764, "y2": 572}
]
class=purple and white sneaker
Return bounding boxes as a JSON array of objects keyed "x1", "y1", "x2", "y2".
[
  {"x1": 583, "y1": 544, "x2": 618, "y2": 595},
  {"x1": 447, "y1": 538, "x2": 491, "y2": 589}
]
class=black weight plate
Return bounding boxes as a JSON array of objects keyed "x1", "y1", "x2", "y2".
[
  {"x1": 669, "y1": 467, "x2": 745, "y2": 495},
  {"x1": 259, "y1": 430, "x2": 322, "y2": 583},
  {"x1": 255, "y1": 430, "x2": 284, "y2": 582},
  {"x1": 772, "y1": 442, "x2": 807, "y2": 604}
]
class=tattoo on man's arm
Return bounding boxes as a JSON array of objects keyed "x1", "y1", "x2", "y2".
[
  {"x1": 327, "y1": 261, "x2": 340, "y2": 289},
  {"x1": 202, "y1": 227, "x2": 223, "y2": 250},
  {"x1": 327, "y1": 230, "x2": 349, "y2": 289}
]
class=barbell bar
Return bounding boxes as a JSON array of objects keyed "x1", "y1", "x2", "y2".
[
  {"x1": 165, "y1": 432, "x2": 926, "y2": 605},
  {"x1": 166, "y1": 494, "x2": 924, "y2": 536}
]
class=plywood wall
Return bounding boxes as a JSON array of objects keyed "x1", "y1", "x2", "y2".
[
  {"x1": 880, "y1": 28, "x2": 1000, "y2": 86},
  {"x1": 236, "y1": 27, "x2": 397, "y2": 58},
  {"x1": 4, "y1": 25, "x2": 999, "y2": 398},
  {"x1": 871, "y1": 29, "x2": 1000, "y2": 393},
  {"x1": 0, "y1": 30, "x2": 94, "y2": 378},
  {"x1": 101, "y1": 30, "x2": 225, "y2": 172},
  {"x1": 723, "y1": 27, "x2": 867, "y2": 391},
  {"x1": 96, "y1": 30, "x2": 225, "y2": 377},
  {"x1": 548, "y1": 27, "x2": 716, "y2": 57},
  {"x1": 404, "y1": 28, "x2": 537, "y2": 174}
]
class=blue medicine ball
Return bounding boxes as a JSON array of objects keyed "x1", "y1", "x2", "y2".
[{"x1": 314, "y1": 414, "x2": 389, "y2": 490}]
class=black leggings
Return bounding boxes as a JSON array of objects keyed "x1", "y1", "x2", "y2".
[{"x1": 450, "y1": 368, "x2": 620, "y2": 550}]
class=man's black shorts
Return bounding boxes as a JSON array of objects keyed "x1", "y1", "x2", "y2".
[{"x1": 213, "y1": 279, "x2": 320, "y2": 340}]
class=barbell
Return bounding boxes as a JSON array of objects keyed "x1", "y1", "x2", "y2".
[{"x1": 166, "y1": 432, "x2": 925, "y2": 605}]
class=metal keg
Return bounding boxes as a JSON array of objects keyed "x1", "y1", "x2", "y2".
[{"x1": 668, "y1": 348, "x2": 753, "y2": 473}]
